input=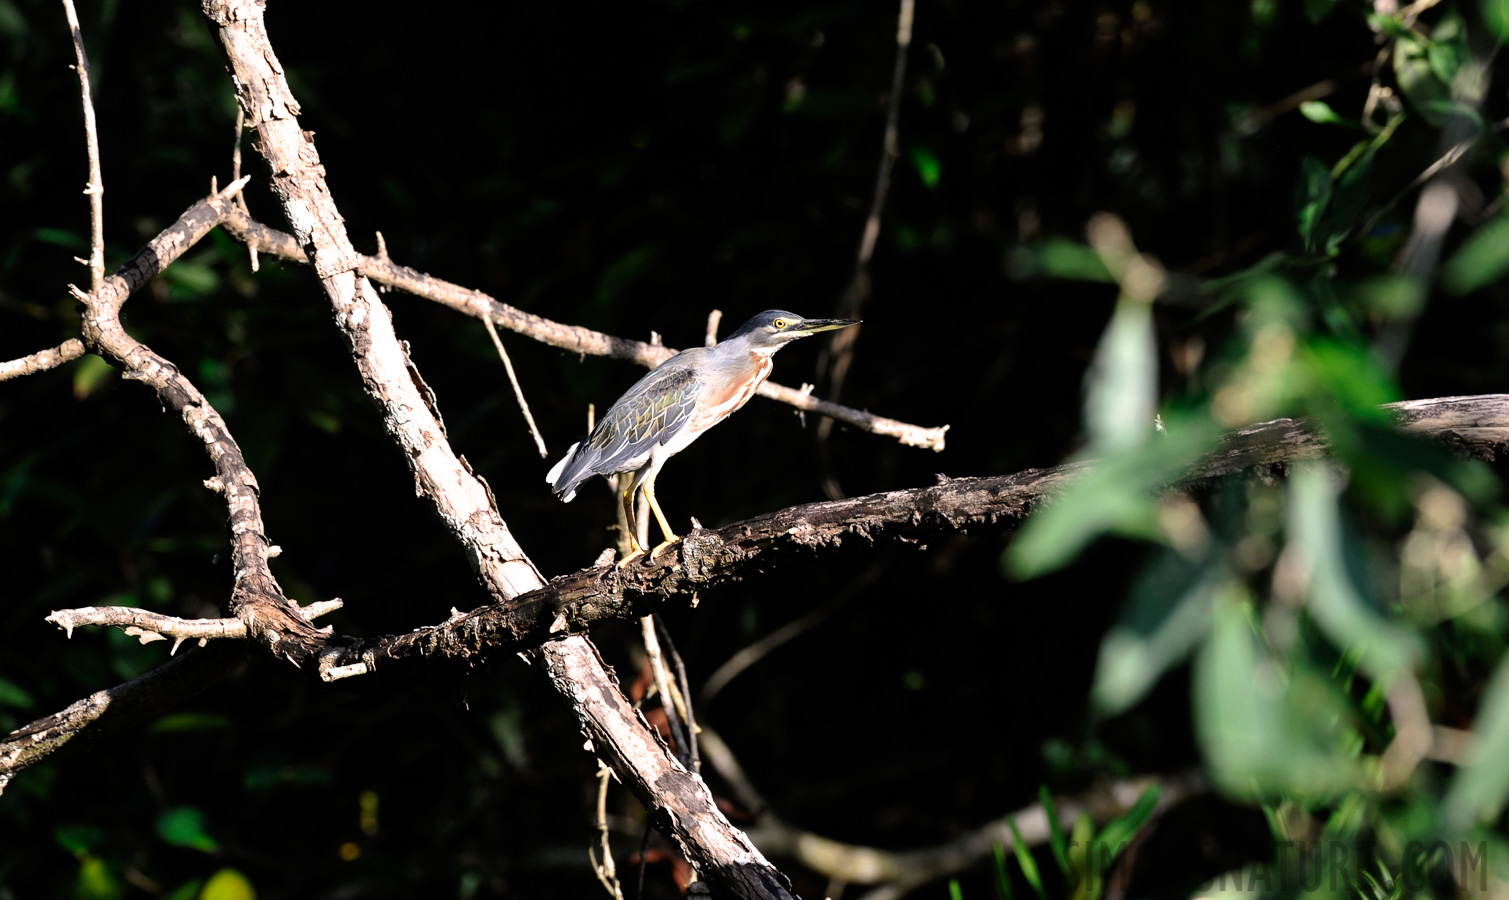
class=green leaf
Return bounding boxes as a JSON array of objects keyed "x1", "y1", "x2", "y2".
[
  {"x1": 75, "y1": 855, "x2": 123, "y2": 900},
  {"x1": 949, "y1": 878, "x2": 965, "y2": 900},
  {"x1": 1299, "y1": 339, "x2": 1403, "y2": 416},
  {"x1": 1353, "y1": 274, "x2": 1426, "y2": 317},
  {"x1": 1007, "y1": 239, "x2": 1116, "y2": 282},
  {"x1": 1318, "y1": 144, "x2": 1376, "y2": 253},
  {"x1": 162, "y1": 260, "x2": 220, "y2": 297},
  {"x1": 1095, "y1": 784, "x2": 1160, "y2": 852},
  {"x1": 200, "y1": 868, "x2": 256, "y2": 900},
  {"x1": 164, "y1": 882, "x2": 204, "y2": 900},
  {"x1": 909, "y1": 146, "x2": 942, "y2": 188},
  {"x1": 72, "y1": 354, "x2": 115, "y2": 400},
  {"x1": 1443, "y1": 651, "x2": 1509, "y2": 830},
  {"x1": 1194, "y1": 588, "x2": 1366, "y2": 798},
  {"x1": 55, "y1": 824, "x2": 105, "y2": 856},
  {"x1": 1067, "y1": 813, "x2": 1095, "y2": 891},
  {"x1": 1092, "y1": 550, "x2": 1223, "y2": 716},
  {"x1": 992, "y1": 843, "x2": 1014, "y2": 900},
  {"x1": 30, "y1": 226, "x2": 87, "y2": 249},
  {"x1": 1039, "y1": 785, "x2": 1069, "y2": 874},
  {"x1": 0, "y1": 675, "x2": 35, "y2": 709},
  {"x1": 1443, "y1": 214, "x2": 1509, "y2": 294},
  {"x1": 1295, "y1": 156, "x2": 1332, "y2": 250},
  {"x1": 1393, "y1": 32, "x2": 1449, "y2": 124},
  {"x1": 1427, "y1": 12, "x2": 1468, "y2": 86},
  {"x1": 1007, "y1": 420, "x2": 1218, "y2": 578},
  {"x1": 1485, "y1": 0, "x2": 1509, "y2": 41},
  {"x1": 1007, "y1": 818, "x2": 1048, "y2": 900},
  {"x1": 157, "y1": 806, "x2": 221, "y2": 853},
  {"x1": 1288, "y1": 466, "x2": 1421, "y2": 681},
  {"x1": 1298, "y1": 101, "x2": 1351, "y2": 126},
  {"x1": 1084, "y1": 298, "x2": 1156, "y2": 453}
]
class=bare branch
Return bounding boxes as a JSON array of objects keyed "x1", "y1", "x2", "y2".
[
  {"x1": 201, "y1": 3, "x2": 794, "y2": 895},
  {"x1": 696, "y1": 727, "x2": 1202, "y2": 898},
  {"x1": 71, "y1": 176, "x2": 320, "y2": 657},
  {"x1": 591, "y1": 761, "x2": 627, "y2": 900},
  {"x1": 481, "y1": 310, "x2": 549, "y2": 458},
  {"x1": 704, "y1": 309, "x2": 722, "y2": 347},
  {"x1": 219, "y1": 208, "x2": 949, "y2": 452},
  {"x1": 0, "y1": 643, "x2": 246, "y2": 793},
  {"x1": 48, "y1": 607, "x2": 247, "y2": 650},
  {"x1": 61, "y1": 0, "x2": 104, "y2": 292},
  {"x1": 0, "y1": 175, "x2": 330, "y2": 787},
  {"x1": 231, "y1": 106, "x2": 259, "y2": 271},
  {"x1": 44, "y1": 599, "x2": 343, "y2": 655},
  {"x1": 0, "y1": 339, "x2": 85, "y2": 382},
  {"x1": 211, "y1": 393, "x2": 1509, "y2": 681}
]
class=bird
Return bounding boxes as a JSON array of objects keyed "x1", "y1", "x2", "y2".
[{"x1": 547, "y1": 310, "x2": 859, "y2": 565}]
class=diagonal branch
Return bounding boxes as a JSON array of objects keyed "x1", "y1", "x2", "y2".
[
  {"x1": 219, "y1": 208, "x2": 948, "y2": 452},
  {"x1": 1, "y1": 179, "x2": 340, "y2": 791},
  {"x1": 73, "y1": 176, "x2": 323, "y2": 657},
  {"x1": 0, "y1": 642, "x2": 247, "y2": 796},
  {"x1": 200, "y1": 3, "x2": 795, "y2": 896}
]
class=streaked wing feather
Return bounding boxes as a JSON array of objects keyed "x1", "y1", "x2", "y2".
[{"x1": 547, "y1": 360, "x2": 701, "y2": 497}]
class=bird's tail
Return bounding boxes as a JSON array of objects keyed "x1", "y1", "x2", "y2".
[{"x1": 546, "y1": 442, "x2": 583, "y2": 502}]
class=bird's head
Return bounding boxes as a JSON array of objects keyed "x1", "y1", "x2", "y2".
[{"x1": 725, "y1": 309, "x2": 860, "y2": 350}]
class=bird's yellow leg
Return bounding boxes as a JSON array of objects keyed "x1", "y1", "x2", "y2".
[
  {"x1": 643, "y1": 472, "x2": 681, "y2": 562},
  {"x1": 616, "y1": 473, "x2": 646, "y2": 568}
]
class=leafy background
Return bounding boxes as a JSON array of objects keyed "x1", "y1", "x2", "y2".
[{"x1": 3, "y1": 0, "x2": 1509, "y2": 897}]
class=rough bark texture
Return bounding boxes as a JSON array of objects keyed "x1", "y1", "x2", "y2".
[
  {"x1": 200, "y1": 2, "x2": 797, "y2": 895},
  {"x1": 270, "y1": 393, "x2": 1509, "y2": 678},
  {"x1": 72, "y1": 183, "x2": 324, "y2": 657}
]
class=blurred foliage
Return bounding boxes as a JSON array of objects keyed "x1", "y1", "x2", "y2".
[{"x1": 3, "y1": 0, "x2": 1509, "y2": 897}]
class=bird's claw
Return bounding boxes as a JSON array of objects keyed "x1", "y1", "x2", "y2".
[
  {"x1": 616, "y1": 537, "x2": 647, "y2": 568},
  {"x1": 648, "y1": 537, "x2": 681, "y2": 563}
]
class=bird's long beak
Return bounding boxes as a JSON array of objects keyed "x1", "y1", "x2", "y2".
[{"x1": 794, "y1": 317, "x2": 860, "y2": 335}]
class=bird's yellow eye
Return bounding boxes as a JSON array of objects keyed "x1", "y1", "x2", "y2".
[{"x1": 772, "y1": 318, "x2": 789, "y2": 329}]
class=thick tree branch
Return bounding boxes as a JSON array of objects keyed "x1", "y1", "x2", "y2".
[
  {"x1": 200, "y1": 3, "x2": 794, "y2": 896},
  {"x1": 219, "y1": 208, "x2": 948, "y2": 452},
  {"x1": 72, "y1": 176, "x2": 324, "y2": 660},
  {"x1": 48, "y1": 394, "x2": 1505, "y2": 680}
]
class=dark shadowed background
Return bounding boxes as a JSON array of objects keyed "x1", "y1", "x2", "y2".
[{"x1": 3, "y1": 0, "x2": 1509, "y2": 897}]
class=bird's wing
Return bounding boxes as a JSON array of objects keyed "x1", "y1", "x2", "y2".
[{"x1": 547, "y1": 357, "x2": 702, "y2": 497}]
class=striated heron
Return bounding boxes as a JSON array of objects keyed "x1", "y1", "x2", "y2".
[{"x1": 547, "y1": 310, "x2": 859, "y2": 564}]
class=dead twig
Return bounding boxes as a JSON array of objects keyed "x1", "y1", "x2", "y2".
[
  {"x1": 0, "y1": 339, "x2": 85, "y2": 382},
  {"x1": 231, "y1": 107, "x2": 259, "y2": 272},
  {"x1": 696, "y1": 725, "x2": 1203, "y2": 899},
  {"x1": 481, "y1": 307, "x2": 549, "y2": 457},
  {"x1": 590, "y1": 761, "x2": 627, "y2": 900},
  {"x1": 61, "y1": 0, "x2": 104, "y2": 293},
  {"x1": 220, "y1": 208, "x2": 949, "y2": 452}
]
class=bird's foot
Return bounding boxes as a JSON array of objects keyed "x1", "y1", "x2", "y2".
[
  {"x1": 616, "y1": 548, "x2": 646, "y2": 569},
  {"x1": 648, "y1": 535, "x2": 681, "y2": 563}
]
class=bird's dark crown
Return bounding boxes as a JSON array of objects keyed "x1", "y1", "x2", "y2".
[{"x1": 723, "y1": 310, "x2": 858, "y2": 348}]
